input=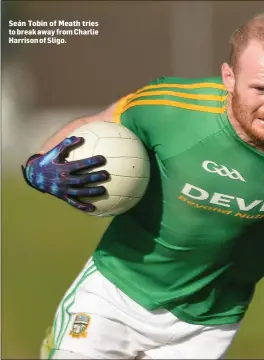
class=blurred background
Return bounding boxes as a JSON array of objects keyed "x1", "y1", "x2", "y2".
[{"x1": 2, "y1": 1, "x2": 264, "y2": 358}]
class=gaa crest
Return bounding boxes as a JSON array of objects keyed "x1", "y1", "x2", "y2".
[{"x1": 69, "y1": 313, "x2": 90, "y2": 339}]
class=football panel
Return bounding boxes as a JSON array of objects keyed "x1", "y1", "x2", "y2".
[
  {"x1": 86, "y1": 195, "x2": 143, "y2": 217},
  {"x1": 74, "y1": 122, "x2": 125, "y2": 138},
  {"x1": 94, "y1": 137, "x2": 149, "y2": 159},
  {"x1": 106, "y1": 175, "x2": 150, "y2": 197},
  {"x1": 98, "y1": 157, "x2": 150, "y2": 178},
  {"x1": 106, "y1": 195, "x2": 143, "y2": 216},
  {"x1": 85, "y1": 121, "x2": 140, "y2": 140}
]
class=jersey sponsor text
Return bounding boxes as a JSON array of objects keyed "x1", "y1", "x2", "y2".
[{"x1": 180, "y1": 183, "x2": 264, "y2": 219}]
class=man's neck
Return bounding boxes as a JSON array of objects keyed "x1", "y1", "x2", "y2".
[{"x1": 226, "y1": 94, "x2": 264, "y2": 152}]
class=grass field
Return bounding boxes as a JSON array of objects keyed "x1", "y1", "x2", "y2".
[{"x1": 2, "y1": 175, "x2": 264, "y2": 359}]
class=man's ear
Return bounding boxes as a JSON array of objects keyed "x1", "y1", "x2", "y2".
[{"x1": 221, "y1": 63, "x2": 235, "y2": 93}]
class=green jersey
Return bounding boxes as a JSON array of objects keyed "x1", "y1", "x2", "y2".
[{"x1": 93, "y1": 76, "x2": 264, "y2": 326}]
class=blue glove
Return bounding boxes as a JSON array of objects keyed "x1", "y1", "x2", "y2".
[{"x1": 21, "y1": 136, "x2": 109, "y2": 212}]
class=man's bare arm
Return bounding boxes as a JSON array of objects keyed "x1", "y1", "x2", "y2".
[{"x1": 40, "y1": 101, "x2": 119, "y2": 154}]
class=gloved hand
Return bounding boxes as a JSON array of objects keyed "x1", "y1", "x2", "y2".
[{"x1": 21, "y1": 136, "x2": 109, "y2": 212}]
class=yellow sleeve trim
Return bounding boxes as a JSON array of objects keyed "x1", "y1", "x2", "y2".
[
  {"x1": 123, "y1": 99, "x2": 226, "y2": 114},
  {"x1": 135, "y1": 82, "x2": 226, "y2": 93},
  {"x1": 112, "y1": 94, "x2": 134, "y2": 124},
  {"x1": 126, "y1": 90, "x2": 227, "y2": 103}
]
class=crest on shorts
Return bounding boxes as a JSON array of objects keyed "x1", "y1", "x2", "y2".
[{"x1": 69, "y1": 313, "x2": 90, "y2": 339}]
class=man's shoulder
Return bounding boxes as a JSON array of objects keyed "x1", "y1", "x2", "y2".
[
  {"x1": 129, "y1": 75, "x2": 227, "y2": 115},
  {"x1": 118, "y1": 75, "x2": 226, "y2": 127}
]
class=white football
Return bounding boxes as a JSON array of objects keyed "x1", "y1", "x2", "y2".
[{"x1": 67, "y1": 121, "x2": 150, "y2": 217}]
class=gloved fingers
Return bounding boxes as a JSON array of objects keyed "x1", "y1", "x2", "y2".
[
  {"x1": 67, "y1": 170, "x2": 109, "y2": 185},
  {"x1": 67, "y1": 185, "x2": 107, "y2": 198},
  {"x1": 69, "y1": 155, "x2": 106, "y2": 172},
  {"x1": 64, "y1": 195, "x2": 96, "y2": 212},
  {"x1": 49, "y1": 136, "x2": 85, "y2": 163}
]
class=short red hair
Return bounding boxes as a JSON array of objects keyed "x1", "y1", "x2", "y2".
[{"x1": 229, "y1": 12, "x2": 264, "y2": 72}]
